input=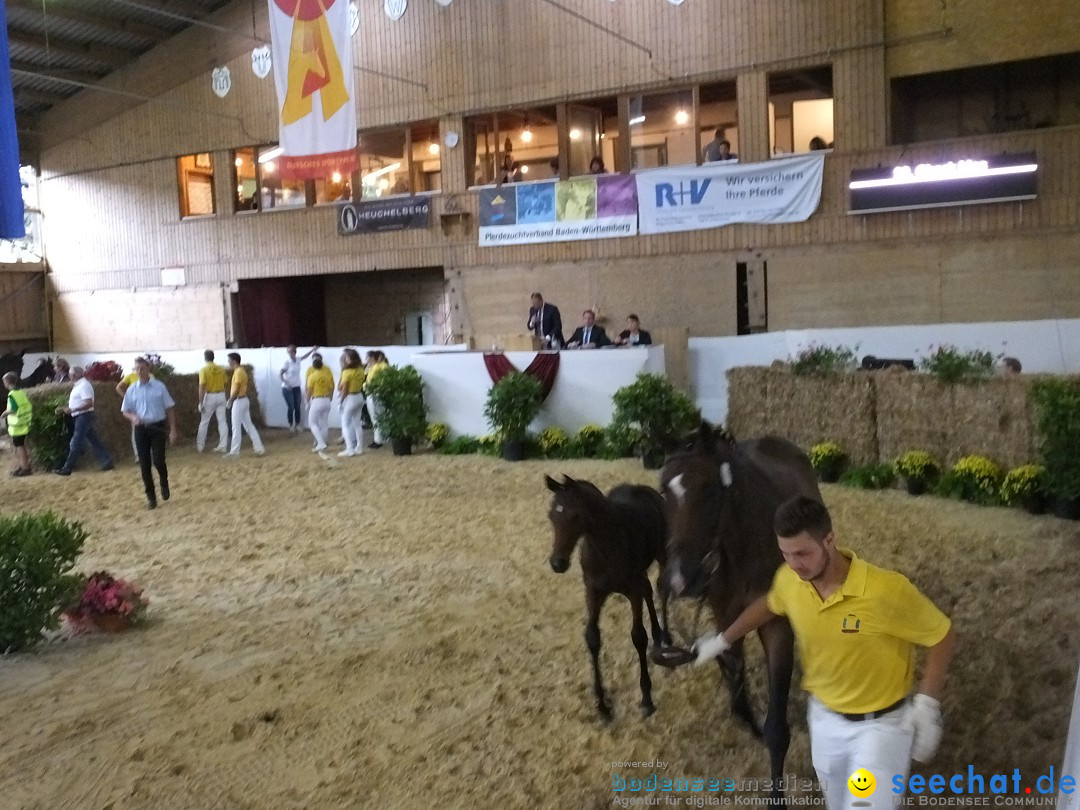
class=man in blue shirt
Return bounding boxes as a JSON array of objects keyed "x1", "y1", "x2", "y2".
[{"x1": 121, "y1": 356, "x2": 179, "y2": 509}]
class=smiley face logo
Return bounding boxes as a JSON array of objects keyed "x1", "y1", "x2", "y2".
[{"x1": 848, "y1": 768, "x2": 876, "y2": 798}]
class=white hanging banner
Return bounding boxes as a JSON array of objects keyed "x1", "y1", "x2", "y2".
[
  {"x1": 635, "y1": 153, "x2": 826, "y2": 235},
  {"x1": 267, "y1": 0, "x2": 358, "y2": 180}
]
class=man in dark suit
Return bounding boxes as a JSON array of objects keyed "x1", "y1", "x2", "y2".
[
  {"x1": 527, "y1": 292, "x2": 564, "y2": 349},
  {"x1": 614, "y1": 314, "x2": 653, "y2": 347},
  {"x1": 566, "y1": 309, "x2": 611, "y2": 349}
]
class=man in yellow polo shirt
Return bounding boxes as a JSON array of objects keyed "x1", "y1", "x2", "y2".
[
  {"x1": 196, "y1": 350, "x2": 228, "y2": 453},
  {"x1": 226, "y1": 353, "x2": 264, "y2": 456},
  {"x1": 693, "y1": 496, "x2": 955, "y2": 810}
]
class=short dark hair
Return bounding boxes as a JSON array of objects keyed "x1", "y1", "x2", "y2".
[
  {"x1": 714, "y1": 127, "x2": 723, "y2": 138},
  {"x1": 531, "y1": 292, "x2": 543, "y2": 301},
  {"x1": 627, "y1": 313, "x2": 640, "y2": 322},
  {"x1": 228, "y1": 352, "x2": 241, "y2": 364},
  {"x1": 204, "y1": 350, "x2": 214, "y2": 361},
  {"x1": 774, "y1": 496, "x2": 832, "y2": 541},
  {"x1": 582, "y1": 309, "x2": 595, "y2": 318},
  {"x1": 1002, "y1": 356, "x2": 1022, "y2": 373},
  {"x1": 720, "y1": 140, "x2": 731, "y2": 149}
]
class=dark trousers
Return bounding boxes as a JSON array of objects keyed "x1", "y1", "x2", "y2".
[
  {"x1": 60, "y1": 412, "x2": 113, "y2": 473},
  {"x1": 282, "y1": 386, "x2": 302, "y2": 426},
  {"x1": 134, "y1": 421, "x2": 168, "y2": 501}
]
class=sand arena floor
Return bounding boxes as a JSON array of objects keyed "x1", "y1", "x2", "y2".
[{"x1": 1, "y1": 429, "x2": 1079, "y2": 810}]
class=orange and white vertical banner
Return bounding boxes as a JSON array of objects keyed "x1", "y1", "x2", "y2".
[{"x1": 267, "y1": 0, "x2": 358, "y2": 179}]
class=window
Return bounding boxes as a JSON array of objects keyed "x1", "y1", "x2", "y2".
[
  {"x1": 354, "y1": 121, "x2": 441, "y2": 199},
  {"x1": 629, "y1": 89, "x2": 695, "y2": 169},
  {"x1": 698, "y1": 80, "x2": 739, "y2": 163},
  {"x1": 313, "y1": 169, "x2": 352, "y2": 205},
  {"x1": 177, "y1": 153, "x2": 216, "y2": 218},
  {"x1": 567, "y1": 97, "x2": 618, "y2": 176},
  {"x1": 767, "y1": 66, "x2": 834, "y2": 155},
  {"x1": 466, "y1": 106, "x2": 559, "y2": 186},
  {"x1": 0, "y1": 165, "x2": 42, "y2": 262},
  {"x1": 233, "y1": 147, "x2": 257, "y2": 211},
  {"x1": 257, "y1": 145, "x2": 306, "y2": 210},
  {"x1": 891, "y1": 52, "x2": 1080, "y2": 144}
]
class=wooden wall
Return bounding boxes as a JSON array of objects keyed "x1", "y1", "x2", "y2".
[
  {"x1": 0, "y1": 264, "x2": 48, "y2": 351},
  {"x1": 30, "y1": 0, "x2": 1080, "y2": 350}
]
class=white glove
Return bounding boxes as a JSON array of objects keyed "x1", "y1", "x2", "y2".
[
  {"x1": 692, "y1": 631, "x2": 731, "y2": 666},
  {"x1": 910, "y1": 693, "x2": 943, "y2": 763}
]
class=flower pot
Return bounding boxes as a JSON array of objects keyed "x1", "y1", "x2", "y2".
[
  {"x1": 1019, "y1": 493, "x2": 1047, "y2": 515},
  {"x1": 905, "y1": 477, "x2": 928, "y2": 496},
  {"x1": 502, "y1": 438, "x2": 527, "y2": 462},
  {"x1": 92, "y1": 613, "x2": 131, "y2": 633},
  {"x1": 390, "y1": 438, "x2": 413, "y2": 456},
  {"x1": 1051, "y1": 496, "x2": 1080, "y2": 521},
  {"x1": 819, "y1": 468, "x2": 841, "y2": 484}
]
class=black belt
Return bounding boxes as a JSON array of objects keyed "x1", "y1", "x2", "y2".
[{"x1": 838, "y1": 697, "x2": 908, "y2": 722}]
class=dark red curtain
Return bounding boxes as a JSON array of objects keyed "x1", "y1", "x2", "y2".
[
  {"x1": 483, "y1": 352, "x2": 560, "y2": 400},
  {"x1": 236, "y1": 277, "x2": 327, "y2": 347}
]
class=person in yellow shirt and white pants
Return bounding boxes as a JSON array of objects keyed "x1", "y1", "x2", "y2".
[
  {"x1": 305, "y1": 353, "x2": 335, "y2": 453},
  {"x1": 693, "y1": 496, "x2": 956, "y2": 810},
  {"x1": 196, "y1": 349, "x2": 229, "y2": 453},
  {"x1": 225, "y1": 352, "x2": 264, "y2": 456},
  {"x1": 337, "y1": 348, "x2": 366, "y2": 457}
]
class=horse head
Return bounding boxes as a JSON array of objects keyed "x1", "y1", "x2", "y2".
[
  {"x1": 544, "y1": 474, "x2": 604, "y2": 574},
  {"x1": 660, "y1": 422, "x2": 738, "y2": 598}
]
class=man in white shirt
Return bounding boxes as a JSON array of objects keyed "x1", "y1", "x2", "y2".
[{"x1": 54, "y1": 366, "x2": 114, "y2": 476}]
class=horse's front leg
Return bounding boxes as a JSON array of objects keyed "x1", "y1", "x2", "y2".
[
  {"x1": 585, "y1": 587, "x2": 612, "y2": 719},
  {"x1": 758, "y1": 617, "x2": 794, "y2": 807},
  {"x1": 629, "y1": 586, "x2": 655, "y2": 716},
  {"x1": 718, "y1": 640, "x2": 761, "y2": 738},
  {"x1": 653, "y1": 568, "x2": 673, "y2": 647}
]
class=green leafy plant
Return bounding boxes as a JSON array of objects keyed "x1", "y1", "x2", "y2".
[
  {"x1": 936, "y1": 455, "x2": 1003, "y2": 505},
  {"x1": 1031, "y1": 379, "x2": 1080, "y2": 500},
  {"x1": 26, "y1": 391, "x2": 70, "y2": 469},
  {"x1": 438, "y1": 435, "x2": 480, "y2": 455},
  {"x1": 611, "y1": 373, "x2": 698, "y2": 463},
  {"x1": 789, "y1": 343, "x2": 859, "y2": 375},
  {"x1": 484, "y1": 372, "x2": 543, "y2": 442},
  {"x1": 894, "y1": 450, "x2": 941, "y2": 481},
  {"x1": 0, "y1": 512, "x2": 88, "y2": 653},
  {"x1": 600, "y1": 421, "x2": 645, "y2": 460},
  {"x1": 365, "y1": 365, "x2": 428, "y2": 443},
  {"x1": 143, "y1": 353, "x2": 175, "y2": 380},
  {"x1": 917, "y1": 344, "x2": 998, "y2": 383},
  {"x1": 476, "y1": 433, "x2": 504, "y2": 457},
  {"x1": 839, "y1": 463, "x2": 896, "y2": 490},
  {"x1": 537, "y1": 426, "x2": 569, "y2": 457},
  {"x1": 1000, "y1": 464, "x2": 1048, "y2": 506},
  {"x1": 808, "y1": 441, "x2": 847, "y2": 482},
  {"x1": 567, "y1": 424, "x2": 606, "y2": 459},
  {"x1": 426, "y1": 422, "x2": 450, "y2": 448}
]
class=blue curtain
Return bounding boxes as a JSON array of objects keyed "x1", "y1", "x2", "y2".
[{"x1": 0, "y1": 0, "x2": 26, "y2": 240}]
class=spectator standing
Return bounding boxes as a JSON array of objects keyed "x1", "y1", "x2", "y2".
[
  {"x1": 120, "y1": 356, "x2": 178, "y2": 510},
  {"x1": 702, "y1": 129, "x2": 737, "y2": 162},
  {"x1": 196, "y1": 349, "x2": 229, "y2": 453},
  {"x1": 280, "y1": 344, "x2": 318, "y2": 433},
  {"x1": 226, "y1": 353, "x2": 265, "y2": 457},
  {"x1": 53, "y1": 366, "x2": 114, "y2": 476},
  {"x1": 364, "y1": 351, "x2": 389, "y2": 449},
  {"x1": 305, "y1": 353, "x2": 334, "y2": 452},
  {"x1": 2, "y1": 371, "x2": 32, "y2": 477},
  {"x1": 337, "y1": 348, "x2": 366, "y2": 457},
  {"x1": 52, "y1": 358, "x2": 71, "y2": 383}
]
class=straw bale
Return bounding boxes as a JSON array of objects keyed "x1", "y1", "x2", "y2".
[
  {"x1": 25, "y1": 368, "x2": 262, "y2": 462},
  {"x1": 875, "y1": 373, "x2": 954, "y2": 466},
  {"x1": 728, "y1": 366, "x2": 878, "y2": 463}
]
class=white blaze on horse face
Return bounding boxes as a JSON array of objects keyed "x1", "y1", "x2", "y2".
[
  {"x1": 667, "y1": 474, "x2": 686, "y2": 505},
  {"x1": 720, "y1": 463, "x2": 733, "y2": 488}
]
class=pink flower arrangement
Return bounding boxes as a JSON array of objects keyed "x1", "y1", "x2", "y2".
[{"x1": 64, "y1": 571, "x2": 149, "y2": 632}]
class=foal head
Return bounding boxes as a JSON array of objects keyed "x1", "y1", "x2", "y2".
[
  {"x1": 544, "y1": 474, "x2": 605, "y2": 574},
  {"x1": 660, "y1": 423, "x2": 738, "y2": 598}
]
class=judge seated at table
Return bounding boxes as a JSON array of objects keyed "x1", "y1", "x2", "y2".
[
  {"x1": 613, "y1": 314, "x2": 652, "y2": 347},
  {"x1": 566, "y1": 309, "x2": 611, "y2": 350}
]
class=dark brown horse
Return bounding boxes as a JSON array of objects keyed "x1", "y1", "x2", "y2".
[
  {"x1": 545, "y1": 474, "x2": 669, "y2": 719},
  {"x1": 660, "y1": 423, "x2": 821, "y2": 802}
]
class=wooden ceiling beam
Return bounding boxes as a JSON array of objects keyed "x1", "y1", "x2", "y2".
[
  {"x1": 9, "y1": 60, "x2": 106, "y2": 87},
  {"x1": 7, "y1": 29, "x2": 137, "y2": 69},
  {"x1": 6, "y1": 0, "x2": 176, "y2": 43}
]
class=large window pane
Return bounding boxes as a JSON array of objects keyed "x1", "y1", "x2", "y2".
[
  {"x1": 410, "y1": 120, "x2": 442, "y2": 193},
  {"x1": 314, "y1": 169, "x2": 352, "y2": 205},
  {"x1": 768, "y1": 67, "x2": 834, "y2": 154},
  {"x1": 698, "y1": 80, "x2": 739, "y2": 162},
  {"x1": 467, "y1": 107, "x2": 558, "y2": 186},
  {"x1": 629, "y1": 89, "x2": 695, "y2": 169},
  {"x1": 257, "y1": 145, "x2": 306, "y2": 210},
  {"x1": 359, "y1": 130, "x2": 408, "y2": 199},
  {"x1": 177, "y1": 153, "x2": 216, "y2": 218},
  {"x1": 233, "y1": 147, "x2": 258, "y2": 211}
]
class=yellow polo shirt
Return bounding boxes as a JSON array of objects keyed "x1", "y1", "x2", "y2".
[
  {"x1": 199, "y1": 363, "x2": 227, "y2": 393},
  {"x1": 306, "y1": 366, "x2": 334, "y2": 398},
  {"x1": 122, "y1": 372, "x2": 139, "y2": 387},
  {"x1": 230, "y1": 365, "x2": 249, "y2": 398},
  {"x1": 766, "y1": 549, "x2": 950, "y2": 714},
  {"x1": 340, "y1": 367, "x2": 365, "y2": 395}
]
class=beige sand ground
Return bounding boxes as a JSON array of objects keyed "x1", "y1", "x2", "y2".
[{"x1": 1, "y1": 431, "x2": 1078, "y2": 810}]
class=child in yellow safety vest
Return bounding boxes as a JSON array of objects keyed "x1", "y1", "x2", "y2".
[{"x1": 2, "y1": 371, "x2": 33, "y2": 477}]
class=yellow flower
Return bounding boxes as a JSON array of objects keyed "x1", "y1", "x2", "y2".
[
  {"x1": 895, "y1": 451, "x2": 940, "y2": 479},
  {"x1": 1000, "y1": 464, "x2": 1047, "y2": 505},
  {"x1": 809, "y1": 442, "x2": 845, "y2": 468}
]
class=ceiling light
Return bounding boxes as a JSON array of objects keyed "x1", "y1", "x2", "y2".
[
  {"x1": 332, "y1": 171, "x2": 342, "y2": 183},
  {"x1": 363, "y1": 162, "x2": 402, "y2": 181},
  {"x1": 629, "y1": 116, "x2": 645, "y2": 126},
  {"x1": 429, "y1": 142, "x2": 440, "y2": 155},
  {"x1": 674, "y1": 109, "x2": 689, "y2": 125},
  {"x1": 258, "y1": 146, "x2": 283, "y2": 164},
  {"x1": 520, "y1": 165, "x2": 529, "y2": 174},
  {"x1": 263, "y1": 161, "x2": 275, "y2": 173},
  {"x1": 569, "y1": 128, "x2": 582, "y2": 141},
  {"x1": 521, "y1": 127, "x2": 533, "y2": 144},
  {"x1": 234, "y1": 157, "x2": 243, "y2": 167}
]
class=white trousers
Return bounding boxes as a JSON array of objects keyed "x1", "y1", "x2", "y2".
[
  {"x1": 341, "y1": 393, "x2": 365, "y2": 454},
  {"x1": 229, "y1": 398, "x2": 264, "y2": 454},
  {"x1": 308, "y1": 397, "x2": 332, "y2": 449},
  {"x1": 808, "y1": 695, "x2": 914, "y2": 810},
  {"x1": 368, "y1": 396, "x2": 385, "y2": 444},
  {"x1": 197, "y1": 392, "x2": 228, "y2": 451}
]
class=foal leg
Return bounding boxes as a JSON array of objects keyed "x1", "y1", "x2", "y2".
[
  {"x1": 585, "y1": 587, "x2": 612, "y2": 719},
  {"x1": 629, "y1": 587, "x2": 655, "y2": 716},
  {"x1": 758, "y1": 618, "x2": 795, "y2": 807}
]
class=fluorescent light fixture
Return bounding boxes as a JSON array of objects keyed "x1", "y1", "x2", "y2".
[
  {"x1": 363, "y1": 162, "x2": 401, "y2": 181},
  {"x1": 628, "y1": 115, "x2": 645, "y2": 126},
  {"x1": 257, "y1": 146, "x2": 283, "y2": 164},
  {"x1": 849, "y1": 160, "x2": 1037, "y2": 190},
  {"x1": 629, "y1": 94, "x2": 644, "y2": 126}
]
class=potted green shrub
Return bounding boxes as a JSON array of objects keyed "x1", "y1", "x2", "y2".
[
  {"x1": 938, "y1": 455, "x2": 1003, "y2": 505},
  {"x1": 611, "y1": 373, "x2": 698, "y2": 469},
  {"x1": 484, "y1": 372, "x2": 543, "y2": 461},
  {"x1": 1000, "y1": 464, "x2": 1049, "y2": 515},
  {"x1": 894, "y1": 450, "x2": 941, "y2": 496},
  {"x1": 1031, "y1": 379, "x2": 1080, "y2": 520},
  {"x1": 364, "y1": 365, "x2": 427, "y2": 456},
  {"x1": 808, "y1": 441, "x2": 847, "y2": 483}
]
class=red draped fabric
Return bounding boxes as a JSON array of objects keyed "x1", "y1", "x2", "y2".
[{"x1": 483, "y1": 352, "x2": 561, "y2": 401}]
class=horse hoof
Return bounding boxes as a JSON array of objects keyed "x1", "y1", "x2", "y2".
[
  {"x1": 598, "y1": 704, "x2": 613, "y2": 721},
  {"x1": 640, "y1": 703, "x2": 656, "y2": 718}
]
